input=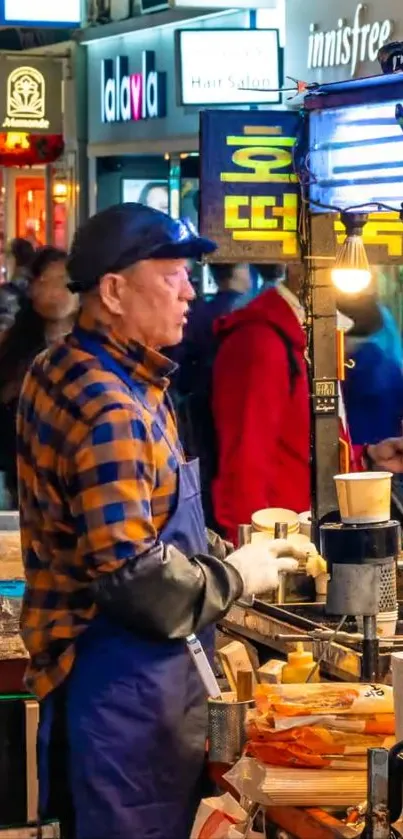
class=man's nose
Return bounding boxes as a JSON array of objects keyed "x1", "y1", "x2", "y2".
[{"x1": 183, "y1": 275, "x2": 196, "y2": 301}]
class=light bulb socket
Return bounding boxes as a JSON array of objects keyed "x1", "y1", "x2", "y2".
[{"x1": 340, "y1": 211, "x2": 368, "y2": 238}]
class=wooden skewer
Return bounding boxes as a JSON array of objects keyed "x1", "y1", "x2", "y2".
[{"x1": 236, "y1": 669, "x2": 253, "y2": 702}]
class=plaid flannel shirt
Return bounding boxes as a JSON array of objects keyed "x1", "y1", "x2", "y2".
[{"x1": 17, "y1": 310, "x2": 180, "y2": 699}]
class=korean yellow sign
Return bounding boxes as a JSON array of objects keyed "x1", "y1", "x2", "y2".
[{"x1": 200, "y1": 110, "x2": 301, "y2": 262}]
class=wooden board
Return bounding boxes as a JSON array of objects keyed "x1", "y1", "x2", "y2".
[
  {"x1": 0, "y1": 831, "x2": 58, "y2": 838},
  {"x1": 211, "y1": 764, "x2": 358, "y2": 839}
]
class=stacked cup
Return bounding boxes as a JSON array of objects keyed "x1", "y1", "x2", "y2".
[{"x1": 334, "y1": 471, "x2": 398, "y2": 644}]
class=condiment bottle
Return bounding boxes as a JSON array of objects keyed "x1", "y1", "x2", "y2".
[{"x1": 282, "y1": 642, "x2": 320, "y2": 683}]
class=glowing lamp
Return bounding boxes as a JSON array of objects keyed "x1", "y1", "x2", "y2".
[
  {"x1": 4, "y1": 132, "x2": 30, "y2": 150},
  {"x1": 53, "y1": 181, "x2": 68, "y2": 202},
  {"x1": 331, "y1": 212, "x2": 371, "y2": 294}
]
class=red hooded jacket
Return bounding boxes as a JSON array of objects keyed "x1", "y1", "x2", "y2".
[{"x1": 212, "y1": 288, "x2": 311, "y2": 543}]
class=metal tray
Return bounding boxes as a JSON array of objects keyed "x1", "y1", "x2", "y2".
[{"x1": 220, "y1": 599, "x2": 403, "y2": 681}]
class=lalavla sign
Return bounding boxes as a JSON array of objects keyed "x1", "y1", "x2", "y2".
[
  {"x1": 285, "y1": 0, "x2": 399, "y2": 84},
  {"x1": 101, "y1": 51, "x2": 167, "y2": 124}
]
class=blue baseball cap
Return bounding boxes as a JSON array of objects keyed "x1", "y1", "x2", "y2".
[{"x1": 67, "y1": 202, "x2": 217, "y2": 292}]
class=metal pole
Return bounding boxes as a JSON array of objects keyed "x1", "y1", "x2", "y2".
[
  {"x1": 309, "y1": 213, "x2": 340, "y2": 530},
  {"x1": 275, "y1": 523, "x2": 289, "y2": 603},
  {"x1": 45, "y1": 164, "x2": 54, "y2": 246},
  {"x1": 365, "y1": 748, "x2": 390, "y2": 839},
  {"x1": 362, "y1": 615, "x2": 380, "y2": 682},
  {"x1": 168, "y1": 154, "x2": 181, "y2": 220},
  {"x1": 1, "y1": 167, "x2": 9, "y2": 251},
  {"x1": 237, "y1": 525, "x2": 252, "y2": 547},
  {"x1": 88, "y1": 155, "x2": 97, "y2": 218}
]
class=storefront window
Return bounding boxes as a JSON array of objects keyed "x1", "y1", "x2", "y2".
[
  {"x1": 180, "y1": 154, "x2": 199, "y2": 227},
  {"x1": 122, "y1": 179, "x2": 169, "y2": 213},
  {"x1": 15, "y1": 174, "x2": 46, "y2": 246},
  {"x1": 3, "y1": 167, "x2": 70, "y2": 254}
]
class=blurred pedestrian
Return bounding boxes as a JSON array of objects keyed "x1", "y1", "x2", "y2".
[
  {"x1": 0, "y1": 247, "x2": 77, "y2": 505},
  {"x1": 173, "y1": 263, "x2": 251, "y2": 527},
  {"x1": 212, "y1": 264, "x2": 310, "y2": 543},
  {"x1": 338, "y1": 289, "x2": 403, "y2": 445},
  {"x1": 0, "y1": 238, "x2": 35, "y2": 333}
]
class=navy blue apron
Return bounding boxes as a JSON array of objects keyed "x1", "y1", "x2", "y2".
[{"x1": 37, "y1": 333, "x2": 214, "y2": 839}]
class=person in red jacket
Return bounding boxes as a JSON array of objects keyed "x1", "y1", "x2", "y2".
[{"x1": 212, "y1": 264, "x2": 310, "y2": 543}]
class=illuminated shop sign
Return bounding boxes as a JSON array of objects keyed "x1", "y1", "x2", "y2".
[
  {"x1": 0, "y1": 58, "x2": 62, "y2": 134},
  {"x1": 179, "y1": 29, "x2": 281, "y2": 106},
  {"x1": 309, "y1": 98, "x2": 403, "y2": 213},
  {"x1": 101, "y1": 51, "x2": 167, "y2": 124},
  {"x1": 308, "y1": 3, "x2": 393, "y2": 76},
  {"x1": 2, "y1": 0, "x2": 81, "y2": 27},
  {"x1": 3, "y1": 65, "x2": 48, "y2": 130},
  {"x1": 200, "y1": 110, "x2": 300, "y2": 263}
]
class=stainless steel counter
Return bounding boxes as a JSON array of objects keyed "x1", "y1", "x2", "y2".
[{"x1": 219, "y1": 599, "x2": 403, "y2": 682}]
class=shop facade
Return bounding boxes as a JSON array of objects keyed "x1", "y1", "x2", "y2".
[
  {"x1": 0, "y1": 42, "x2": 87, "y2": 257},
  {"x1": 84, "y1": 5, "x2": 284, "y2": 231},
  {"x1": 285, "y1": 0, "x2": 403, "y2": 85},
  {"x1": 285, "y1": 0, "x2": 403, "y2": 339}
]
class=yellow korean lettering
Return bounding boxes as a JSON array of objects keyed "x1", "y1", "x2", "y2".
[
  {"x1": 224, "y1": 196, "x2": 250, "y2": 229},
  {"x1": 250, "y1": 196, "x2": 277, "y2": 229},
  {"x1": 220, "y1": 135, "x2": 298, "y2": 184}
]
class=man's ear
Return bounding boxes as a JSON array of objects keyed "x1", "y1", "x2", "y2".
[{"x1": 98, "y1": 272, "x2": 126, "y2": 315}]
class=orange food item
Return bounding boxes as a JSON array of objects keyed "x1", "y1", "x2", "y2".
[
  {"x1": 255, "y1": 683, "x2": 393, "y2": 717},
  {"x1": 263, "y1": 713, "x2": 396, "y2": 736},
  {"x1": 270, "y1": 690, "x2": 359, "y2": 716},
  {"x1": 245, "y1": 741, "x2": 330, "y2": 769},
  {"x1": 362, "y1": 715, "x2": 395, "y2": 735}
]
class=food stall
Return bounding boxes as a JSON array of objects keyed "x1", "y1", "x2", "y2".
[
  {"x1": 1, "y1": 61, "x2": 403, "y2": 839},
  {"x1": 197, "y1": 61, "x2": 403, "y2": 839},
  {"x1": 199, "y1": 67, "x2": 403, "y2": 685}
]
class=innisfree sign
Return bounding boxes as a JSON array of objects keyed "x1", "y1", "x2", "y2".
[{"x1": 307, "y1": 3, "x2": 393, "y2": 76}]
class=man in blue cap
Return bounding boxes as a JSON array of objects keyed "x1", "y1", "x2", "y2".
[{"x1": 17, "y1": 204, "x2": 300, "y2": 839}]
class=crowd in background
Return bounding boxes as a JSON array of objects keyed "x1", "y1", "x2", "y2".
[
  {"x1": 0, "y1": 236, "x2": 402, "y2": 532},
  {"x1": 0, "y1": 238, "x2": 78, "y2": 506},
  {"x1": 171, "y1": 261, "x2": 403, "y2": 541}
]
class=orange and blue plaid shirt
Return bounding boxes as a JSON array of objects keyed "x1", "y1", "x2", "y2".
[{"x1": 17, "y1": 310, "x2": 180, "y2": 699}]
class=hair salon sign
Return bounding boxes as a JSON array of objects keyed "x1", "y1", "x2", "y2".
[{"x1": 308, "y1": 3, "x2": 393, "y2": 76}]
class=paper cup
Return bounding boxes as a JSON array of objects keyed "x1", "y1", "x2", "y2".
[
  {"x1": 334, "y1": 472, "x2": 392, "y2": 525},
  {"x1": 298, "y1": 511, "x2": 312, "y2": 539},
  {"x1": 376, "y1": 611, "x2": 398, "y2": 644},
  {"x1": 356, "y1": 610, "x2": 398, "y2": 647}
]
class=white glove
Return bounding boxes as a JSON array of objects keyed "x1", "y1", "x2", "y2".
[{"x1": 226, "y1": 540, "x2": 299, "y2": 597}]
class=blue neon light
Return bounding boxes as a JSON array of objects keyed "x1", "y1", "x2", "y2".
[{"x1": 309, "y1": 98, "x2": 403, "y2": 212}]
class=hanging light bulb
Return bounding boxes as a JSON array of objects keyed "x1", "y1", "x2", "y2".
[{"x1": 331, "y1": 212, "x2": 371, "y2": 294}]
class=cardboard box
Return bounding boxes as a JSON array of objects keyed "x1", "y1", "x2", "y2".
[{"x1": 218, "y1": 641, "x2": 256, "y2": 693}]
